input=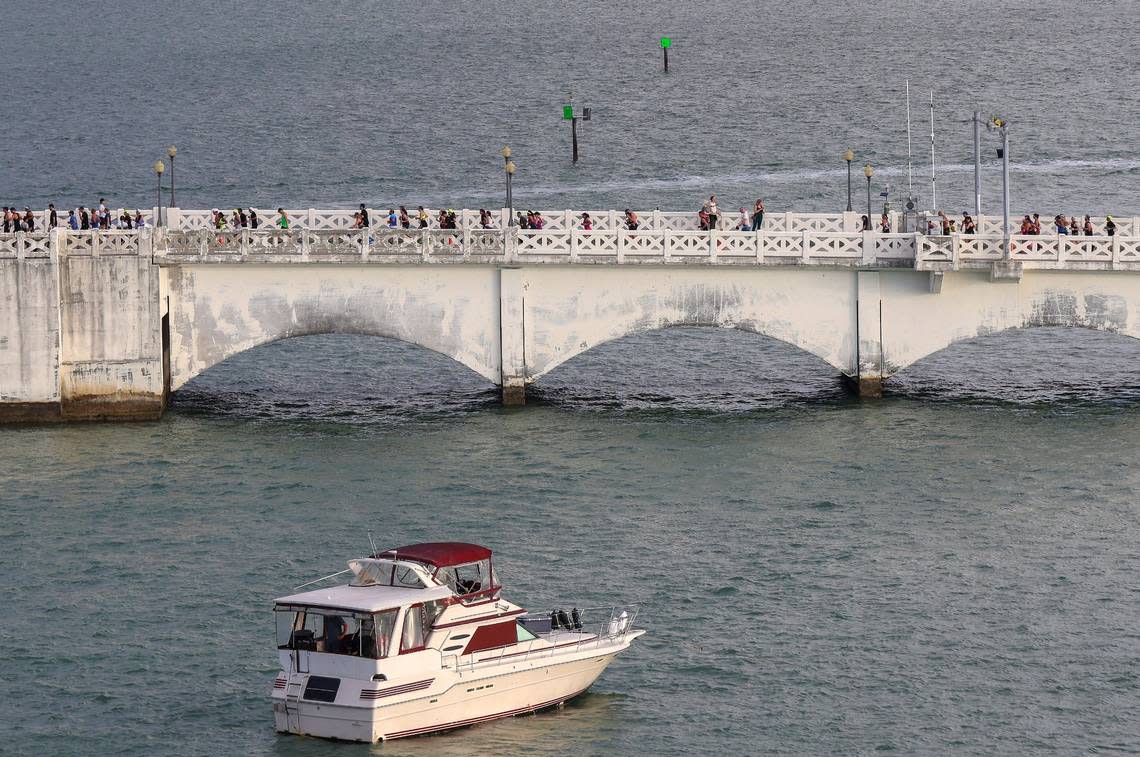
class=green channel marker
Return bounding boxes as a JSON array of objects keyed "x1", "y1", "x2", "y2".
[
  {"x1": 563, "y1": 105, "x2": 574, "y2": 120},
  {"x1": 660, "y1": 37, "x2": 671, "y2": 48}
]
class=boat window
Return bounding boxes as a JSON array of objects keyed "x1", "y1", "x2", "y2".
[
  {"x1": 361, "y1": 609, "x2": 399, "y2": 659},
  {"x1": 516, "y1": 622, "x2": 538, "y2": 643},
  {"x1": 275, "y1": 607, "x2": 397, "y2": 659},
  {"x1": 393, "y1": 564, "x2": 427, "y2": 589},
  {"x1": 424, "y1": 599, "x2": 446, "y2": 628},
  {"x1": 436, "y1": 559, "x2": 494, "y2": 596},
  {"x1": 400, "y1": 604, "x2": 428, "y2": 653}
]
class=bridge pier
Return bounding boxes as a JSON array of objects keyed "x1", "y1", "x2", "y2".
[
  {"x1": 0, "y1": 233, "x2": 165, "y2": 423},
  {"x1": 499, "y1": 267, "x2": 528, "y2": 406},
  {"x1": 855, "y1": 271, "x2": 886, "y2": 397}
]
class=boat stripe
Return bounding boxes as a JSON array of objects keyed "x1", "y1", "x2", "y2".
[
  {"x1": 360, "y1": 679, "x2": 434, "y2": 699},
  {"x1": 385, "y1": 686, "x2": 592, "y2": 739}
]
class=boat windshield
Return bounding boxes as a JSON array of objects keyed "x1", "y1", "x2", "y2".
[
  {"x1": 276, "y1": 607, "x2": 399, "y2": 659},
  {"x1": 349, "y1": 558, "x2": 433, "y2": 589},
  {"x1": 434, "y1": 558, "x2": 497, "y2": 597}
]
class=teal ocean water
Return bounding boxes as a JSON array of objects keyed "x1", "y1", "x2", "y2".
[{"x1": 3, "y1": 0, "x2": 1140, "y2": 754}]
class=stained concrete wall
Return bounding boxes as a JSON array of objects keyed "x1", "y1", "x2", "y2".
[
  {"x1": 8, "y1": 257, "x2": 1140, "y2": 422},
  {"x1": 0, "y1": 256, "x2": 61, "y2": 418},
  {"x1": 57, "y1": 254, "x2": 165, "y2": 419},
  {"x1": 517, "y1": 266, "x2": 860, "y2": 380},
  {"x1": 165, "y1": 264, "x2": 503, "y2": 389},
  {"x1": 880, "y1": 270, "x2": 1140, "y2": 374}
]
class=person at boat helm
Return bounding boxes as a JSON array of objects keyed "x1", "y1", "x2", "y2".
[{"x1": 323, "y1": 615, "x2": 352, "y2": 654}]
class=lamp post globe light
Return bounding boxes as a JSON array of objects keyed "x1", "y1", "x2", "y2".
[
  {"x1": 863, "y1": 163, "x2": 874, "y2": 227},
  {"x1": 154, "y1": 160, "x2": 166, "y2": 224},
  {"x1": 844, "y1": 149, "x2": 855, "y2": 212},
  {"x1": 166, "y1": 145, "x2": 177, "y2": 207}
]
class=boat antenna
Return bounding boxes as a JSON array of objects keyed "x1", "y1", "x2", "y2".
[
  {"x1": 905, "y1": 80, "x2": 914, "y2": 201},
  {"x1": 367, "y1": 529, "x2": 378, "y2": 557},
  {"x1": 292, "y1": 567, "x2": 353, "y2": 591},
  {"x1": 929, "y1": 89, "x2": 937, "y2": 210}
]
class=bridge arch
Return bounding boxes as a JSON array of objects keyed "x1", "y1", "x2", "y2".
[
  {"x1": 165, "y1": 264, "x2": 504, "y2": 390},
  {"x1": 877, "y1": 271, "x2": 1140, "y2": 378},
  {"x1": 517, "y1": 267, "x2": 860, "y2": 384}
]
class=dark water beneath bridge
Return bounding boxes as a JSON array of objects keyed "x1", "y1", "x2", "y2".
[{"x1": 4, "y1": 0, "x2": 1140, "y2": 754}]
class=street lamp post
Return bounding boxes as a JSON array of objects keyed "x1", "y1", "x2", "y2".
[
  {"x1": 166, "y1": 145, "x2": 177, "y2": 207},
  {"x1": 844, "y1": 149, "x2": 854, "y2": 212},
  {"x1": 154, "y1": 160, "x2": 165, "y2": 225},
  {"x1": 986, "y1": 116, "x2": 1011, "y2": 258},
  {"x1": 864, "y1": 163, "x2": 874, "y2": 228},
  {"x1": 502, "y1": 146, "x2": 516, "y2": 226}
]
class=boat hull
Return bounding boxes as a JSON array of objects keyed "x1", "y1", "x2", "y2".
[{"x1": 274, "y1": 652, "x2": 616, "y2": 742}]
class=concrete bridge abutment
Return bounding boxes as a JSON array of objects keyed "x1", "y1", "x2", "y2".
[{"x1": 0, "y1": 237, "x2": 165, "y2": 422}]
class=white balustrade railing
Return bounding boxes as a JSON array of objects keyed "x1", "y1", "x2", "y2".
[{"x1": 5, "y1": 227, "x2": 1140, "y2": 271}]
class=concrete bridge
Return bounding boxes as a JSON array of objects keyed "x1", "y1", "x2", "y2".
[{"x1": 3, "y1": 211, "x2": 1140, "y2": 422}]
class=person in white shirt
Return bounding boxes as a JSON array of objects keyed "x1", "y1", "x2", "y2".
[
  {"x1": 737, "y1": 207, "x2": 751, "y2": 231},
  {"x1": 705, "y1": 195, "x2": 719, "y2": 229}
]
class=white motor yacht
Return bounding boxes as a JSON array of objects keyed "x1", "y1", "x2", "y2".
[{"x1": 270, "y1": 542, "x2": 645, "y2": 742}]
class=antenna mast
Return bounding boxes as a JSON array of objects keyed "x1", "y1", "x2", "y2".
[
  {"x1": 929, "y1": 90, "x2": 937, "y2": 210},
  {"x1": 905, "y1": 80, "x2": 914, "y2": 201}
]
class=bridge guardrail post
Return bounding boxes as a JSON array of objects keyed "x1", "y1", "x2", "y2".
[
  {"x1": 861, "y1": 231, "x2": 875, "y2": 265},
  {"x1": 570, "y1": 229, "x2": 579, "y2": 262},
  {"x1": 462, "y1": 226, "x2": 471, "y2": 260},
  {"x1": 300, "y1": 230, "x2": 310, "y2": 262},
  {"x1": 421, "y1": 229, "x2": 431, "y2": 262},
  {"x1": 755, "y1": 229, "x2": 764, "y2": 265},
  {"x1": 360, "y1": 228, "x2": 370, "y2": 262},
  {"x1": 1111, "y1": 236, "x2": 1120, "y2": 269},
  {"x1": 800, "y1": 230, "x2": 811, "y2": 262},
  {"x1": 709, "y1": 231, "x2": 718, "y2": 262},
  {"x1": 617, "y1": 230, "x2": 626, "y2": 263},
  {"x1": 306, "y1": 208, "x2": 316, "y2": 229}
]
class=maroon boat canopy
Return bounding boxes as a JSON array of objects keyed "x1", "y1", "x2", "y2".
[{"x1": 381, "y1": 542, "x2": 492, "y2": 568}]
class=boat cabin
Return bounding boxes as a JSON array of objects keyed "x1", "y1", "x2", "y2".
[{"x1": 274, "y1": 542, "x2": 505, "y2": 667}]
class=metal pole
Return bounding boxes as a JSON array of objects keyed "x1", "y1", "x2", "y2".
[
  {"x1": 1001, "y1": 128, "x2": 1010, "y2": 258},
  {"x1": 905, "y1": 81, "x2": 913, "y2": 200},
  {"x1": 846, "y1": 160, "x2": 852, "y2": 212},
  {"x1": 169, "y1": 154, "x2": 176, "y2": 208},
  {"x1": 928, "y1": 91, "x2": 936, "y2": 210},
  {"x1": 157, "y1": 174, "x2": 163, "y2": 225},
  {"x1": 973, "y1": 111, "x2": 981, "y2": 218},
  {"x1": 663, "y1": 47, "x2": 669, "y2": 72},
  {"x1": 866, "y1": 176, "x2": 872, "y2": 225},
  {"x1": 571, "y1": 117, "x2": 579, "y2": 163},
  {"x1": 506, "y1": 172, "x2": 513, "y2": 226}
]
